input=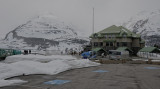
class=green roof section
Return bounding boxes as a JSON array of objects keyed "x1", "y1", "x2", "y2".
[
  {"x1": 90, "y1": 25, "x2": 141, "y2": 38},
  {"x1": 118, "y1": 26, "x2": 140, "y2": 38},
  {"x1": 92, "y1": 47, "x2": 106, "y2": 52},
  {"x1": 139, "y1": 47, "x2": 159, "y2": 52},
  {"x1": 90, "y1": 33, "x2": 104, "y2": 38},
  {"x1": 98, "y1": 25, "x2": 121, "y2": 34},
  {"x1": 140, "y1": 40, "x2": 145, "y2": 44},
  {"x1": 103, "y1": 39, "x2": 116, "y2": 42},
  {"x1": 116, "y1": 47, "x2": 133, "y2": 52}
]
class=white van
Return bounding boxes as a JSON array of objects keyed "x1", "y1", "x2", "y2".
[{"x1": 109, "y1": 50, "x2": 129, "y2": 60}]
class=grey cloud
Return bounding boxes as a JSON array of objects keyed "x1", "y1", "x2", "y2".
[{"x1": 0, "y1": 0, "x2": 160, "y2": 39}]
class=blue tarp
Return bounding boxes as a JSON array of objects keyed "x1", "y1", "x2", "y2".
[
  {"x1": 81, "y1": 51, "x2": 96, "y2": 59},
  {"x1": 44, "y1": 80, "x2": 71, "y2": 85},
  {"x1": 81, "y1": 51, "x2": 91, "y2": 57}
]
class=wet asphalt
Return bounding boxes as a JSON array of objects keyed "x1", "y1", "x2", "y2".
[{"x1": 1, "y1": 64, "x2": 160, "y2": 89}]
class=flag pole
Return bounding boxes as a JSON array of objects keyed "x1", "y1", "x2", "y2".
[
  {"x1": 93, "y1": 7, "x2": 94, "y2": 34},
  {"x1": 91, "y1": 7, "x2": 95, "y2": 57}
]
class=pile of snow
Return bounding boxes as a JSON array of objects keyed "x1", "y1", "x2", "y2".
[{"x1": 0, "y1": 55, "x2": 100, "y2": 87}]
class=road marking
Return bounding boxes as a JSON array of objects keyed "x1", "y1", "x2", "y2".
[
  {"x1": 144, "y1": 67, "x2": 160, "y2": 70},
  {"x1": 93, "y1": 70, "x2": 109, "y2": 73},
  {"x1": 44, "y1": 80, "x2": 71, "y2": 85}
]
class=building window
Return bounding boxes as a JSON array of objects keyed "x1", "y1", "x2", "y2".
[
  {"x1": 100, "y1": 42, "x2": 103, "y2": 46},
  {"x1": 117, "y1": 42, "x2": 119, "y2": 47},
  {"x1": 94, "y1": 42, "x2": 98, "y2": 47},
  {"x1": 106, "y1": 42, "x2": 109, "y2": 46},
  {"x1": 110, "y1": 42, "x2": 113, "y2": 46},
  {"x1": 108, "y1": 35, "x2": 111, "y2": 39},
  {"x1": 112, "y1": 35, "x2": 115, "y2": 38},
  {"x1": 122, "y1": 42, "x2": 127, "y2": 46},
  {"x1": 123, "y1": 34, "x2": 127, "y2": 37},
  {"x1": 105, "y1": 35, "x2": 107, "y2": 39}
]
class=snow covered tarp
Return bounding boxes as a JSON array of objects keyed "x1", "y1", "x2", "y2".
[{"x1": 0, "y1": 55, "x2": 100, "y2": 87}]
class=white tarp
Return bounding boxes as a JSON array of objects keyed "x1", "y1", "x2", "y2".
[{"x1": 137, "y1": 52, "x2": 160, "y2": 60}]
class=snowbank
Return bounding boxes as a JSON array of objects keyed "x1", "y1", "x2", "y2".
[
  {"x1": 0, "y1": 55, "x2": 100, "y2": 87},
  {"x1": 4, "y1": 54, "x2": 76, "y2": 63}
]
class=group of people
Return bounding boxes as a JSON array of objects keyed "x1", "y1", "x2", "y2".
[{"x1": 24, "y1": 50, "x2": 31, "y2": 55}]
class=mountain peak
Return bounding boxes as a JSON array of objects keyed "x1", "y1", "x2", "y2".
[
  {"x1": 1, "y1": 14, "x2": 89, "y2": 51},
  {"x1": 123, "y1": 10, "x2": 160, "y2": 46}
]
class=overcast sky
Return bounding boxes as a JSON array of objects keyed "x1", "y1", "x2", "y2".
[{"x1": 0, "y1": 0, "x2": 160, "y2": 39}]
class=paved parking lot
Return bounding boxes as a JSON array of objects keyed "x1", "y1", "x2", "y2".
[{"x1": 1, "y1": 64, "x2": 160, "y2": 89}]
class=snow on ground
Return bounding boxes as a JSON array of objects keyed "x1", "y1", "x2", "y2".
[{"x1": 0, "y1": 54, "x2": 100, "y2": 87}]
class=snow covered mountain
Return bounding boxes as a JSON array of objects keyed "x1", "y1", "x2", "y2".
[
  {"x1": 123, "y1": 10, "x2": 160, "y2": 46},
  {"x1": 0, "y1": 14, "x2": 89, "y2": 52}
]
